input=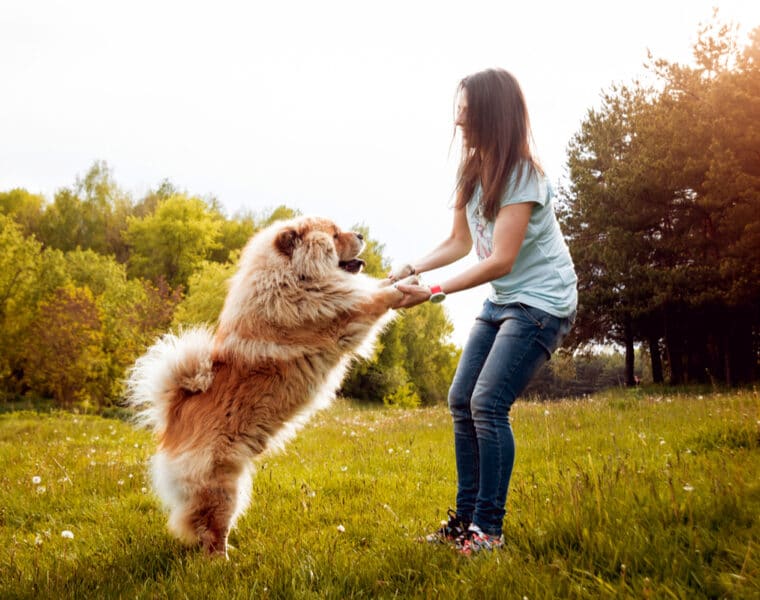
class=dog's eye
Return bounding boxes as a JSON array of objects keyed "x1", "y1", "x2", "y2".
[{"x1": 333, "y1": 233, "x2": 339, "y2": 239}]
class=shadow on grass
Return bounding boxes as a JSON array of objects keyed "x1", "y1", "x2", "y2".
[{"x1": 57, "y1": 541, "x2": 196, "y2": 599}]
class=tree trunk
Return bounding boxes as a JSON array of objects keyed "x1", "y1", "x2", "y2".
[
  {"x1": 663, "y1": 306, "x2": 683, "y2": 385},
  {"x1": 624, "y1": 315, "x2": 636, "y2": 387},
  {"x1": 648, "y1": 335, "x2": 664, "y2": 384}
]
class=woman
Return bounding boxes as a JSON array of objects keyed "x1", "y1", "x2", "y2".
[{"x1": 391, "y1": 68, "x2": 577, "y2": 555}]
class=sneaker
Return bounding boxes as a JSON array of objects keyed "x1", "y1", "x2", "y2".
[
  {"x1": 456, "y1": 523, "x2": 505, "y2": 555},
  {"x1": 422, "y1": 509, "x2": 471, "y2": 544}
]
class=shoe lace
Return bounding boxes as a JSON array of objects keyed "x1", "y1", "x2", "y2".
[{"x1": 445, "y1": 508, "x2": 460, "y2": 527}]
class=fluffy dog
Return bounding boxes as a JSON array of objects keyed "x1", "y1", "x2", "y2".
[{"x1": 126, "y1": 216, "x2": 415, "y2": 558}]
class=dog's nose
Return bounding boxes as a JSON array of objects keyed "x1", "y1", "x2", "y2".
[{"x1": 356, "y1": 233, "x2": 364, "y2": 241}]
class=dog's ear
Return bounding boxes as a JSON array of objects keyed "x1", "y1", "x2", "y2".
[{"x1": 275, "y1": 227, "x2": 300, "y2": 257}]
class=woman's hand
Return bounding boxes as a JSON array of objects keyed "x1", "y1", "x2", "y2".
[{"x1": 391, "y1": 283, "x2": 431, "y2": 309}]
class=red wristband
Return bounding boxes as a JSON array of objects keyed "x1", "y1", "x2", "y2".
[{"x1": 429, "y1": 285, "x2": 446, "y2": 303}]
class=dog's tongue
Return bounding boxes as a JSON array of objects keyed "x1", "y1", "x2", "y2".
[{"x1": 339, "y1": 259, "x2": 365, "y2": 274}]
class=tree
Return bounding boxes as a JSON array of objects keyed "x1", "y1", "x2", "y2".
[
  {"x1": 39, "y1": 161, "x2": 132, "y2": 260},
  {"x1": 640, "y1": 18, "x2": 760, "y2": 384},
  {"x1": 562, "y1": 15, "x2": 760, "y2": 385},
  {"x1": 21, "y1": 285, "x2": 107, "y2": 408},
  {"x1": 260, "y1": 205, "x2": 300, "y2": 227},
  {"x1": 173, "y1": 258, "x2": 237, "y2": 327},
  {"x1": 0, "y1": 188, "x2": 45, "y2": 239},
  {"x1": 209, "y1": 217, "x2": 256, "y2": 263},
  {"x1": 340, "y1": 225, "x2": 459, "y2": 404},
  {"x1": 124, "y1": 193, "x2": 222, "y2": 288},
  {"x1": 0, "y1": 216, "x2": 44, "y2": 392},
  {"x1": 75, "y1": 160, "x2": 134, "y2": 262},
  {"x1": 132, "y1": 178, "x2": 178, "y2": 218},
  {"x1": 0, "y1": 216, "x2": 69, "y2": 396},
  {"x1": 562, "y1": 84, "x2": 662, "y2": 385},
  {"x1": 64, "y1": 249, "x2": 181, "y2": 402},
  {"x1": 396, "y1": 301, "x2": 460, "y2": 404}
]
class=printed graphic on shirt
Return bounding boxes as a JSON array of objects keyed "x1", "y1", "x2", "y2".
[{"x1": 473, "y1": 207, "x2": 492, "y2": 260}]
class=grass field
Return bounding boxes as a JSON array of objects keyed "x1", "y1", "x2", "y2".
[{"x1": 1, "y1": 388, "x2": 758, "y2": 599}]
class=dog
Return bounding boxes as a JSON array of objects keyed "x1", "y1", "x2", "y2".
[{"x1": 126, "y1": 216, "x2": 416, "y2": 558}]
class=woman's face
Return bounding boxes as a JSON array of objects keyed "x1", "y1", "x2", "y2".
[{"x1": 455, "y1": 88, "x2": 468, "y2": 142}]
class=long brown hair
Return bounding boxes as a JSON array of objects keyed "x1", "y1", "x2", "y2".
[{"x1": 455, "y1": 68, "x2": 543, "y2": 221}]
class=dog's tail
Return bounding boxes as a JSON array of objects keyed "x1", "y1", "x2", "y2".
[{"x1": 125, "y1": 326, "x2": 215, "y2": 436}]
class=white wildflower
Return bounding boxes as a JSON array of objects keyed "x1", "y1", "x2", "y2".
[
  {"x1": 340, "y1": 466, "x2": 348, "y2": 472},
  {"x1": 337, "y1": 524, "x2": 345, "y2": 533},
  {"x1": 32, "y1": 476, "x2": 42, "y2": 485},
  {"x1": 36, "y1": 486, "x2": 46, "y2": 494},
  {"x1": 61, "y1": 530, "x2": 74, "y2": 539},
  {"x1": 683, "y1": 484, "x2": 695, "y2": 492}
]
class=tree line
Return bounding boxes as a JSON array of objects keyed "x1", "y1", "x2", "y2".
[
  {"x1": 0, "y1": 164, "x2": 460, "y2": 409},
  {"x1": 561, "y1": 16, "x2": 760, "y2": 386}
]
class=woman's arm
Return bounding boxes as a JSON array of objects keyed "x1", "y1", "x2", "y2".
[{"x1": 393, "y1": 202, "x2": 533, "y2": 308}]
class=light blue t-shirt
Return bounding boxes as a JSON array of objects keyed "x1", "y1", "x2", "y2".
[{"x1": 466, "y1": 164, "x2": 578, "y2": 317}]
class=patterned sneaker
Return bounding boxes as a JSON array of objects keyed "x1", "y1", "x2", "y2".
[
  {"x1": 456, "y1": 523, "x2": 505, "y2": 555},
  {"x1": 422, "y1": 509, "x2": 471, "y2": 544}
]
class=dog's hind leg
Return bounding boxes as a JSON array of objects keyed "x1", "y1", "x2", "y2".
[{"x1": 186, "y1": 469, "x2": 242, "y2": 559}]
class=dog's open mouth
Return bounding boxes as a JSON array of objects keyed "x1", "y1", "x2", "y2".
[{"x1": 339, "y1": 259, "x2": 365, "y2": 274}]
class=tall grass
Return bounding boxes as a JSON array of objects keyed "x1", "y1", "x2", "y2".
[{"x1": 1, "y1": 389, "x2": 758, "y2": 598}]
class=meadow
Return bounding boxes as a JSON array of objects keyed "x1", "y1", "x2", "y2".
[{"x1": 0, "y1": 389, "x2": 758, "y2": 599}]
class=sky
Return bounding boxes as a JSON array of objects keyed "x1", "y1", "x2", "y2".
[{"x1": 2, "y1": 0, "x2": 759, "y2": 347}]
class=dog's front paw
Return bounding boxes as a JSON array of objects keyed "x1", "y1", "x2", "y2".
[
  {"x1": 396, "y1": 275, "x2": 420, "y2": 287},
  {"x1": 388, "y1": 264, "x2": 415, "y2": 282}
]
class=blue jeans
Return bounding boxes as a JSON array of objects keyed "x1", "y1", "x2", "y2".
[{"x1": 448, "y1": 300, "x2": 574, "y2": 536}]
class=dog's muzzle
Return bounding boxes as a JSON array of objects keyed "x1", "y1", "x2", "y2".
[{"x1": 339, "y1": 259, "x2": 365, "y2": 274}]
